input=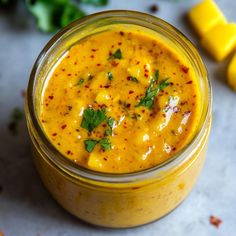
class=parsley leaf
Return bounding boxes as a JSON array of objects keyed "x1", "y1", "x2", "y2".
[
  {"x1": 84, "y1": 139, "x2": 98, "y2": 153},
  {"x1": 107, "y1": 72, "x2": 113, "y2": 81},
  {"x1": 136, "y1": 71, "x2": 170, "y2": 109},
  {"x1": 75, "y1": 78, "x2": 84, "y2": 85},
  {"x1": 105, "y1": 117, "x2": 114, "y2": 136},
  {"x1": 26, "y1": 0, "x2": 85, "y2": 33},
  {"x1": 81, "y1": 108, "x2": 107, "y2": 132},
  {"x1": 79, "y1": 0, "x2": 108, "y2": 6},
  {"x1": 99, "y1": 138, "x2": 111, "y2": 151},
  {"x1": 130, "y1": 77, "x2": 139, "y2": 83},
  {"x1": 109, "y1": 49, "x2": 122, "y2": 60}
]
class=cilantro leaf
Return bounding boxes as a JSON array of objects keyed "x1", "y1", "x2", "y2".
[
  {"x1": 26, "y1": 0, "x2": 85, "y2": 33},
  {"x1": 105, "y1": 117, "x2": 114, "y2": 136},
  {"x1": 81, "y1": 108, "x2": 107, "y2": 132},
  {"x1": 84, "y1": 139, "x2": 98, "y2": 153},
  {"x1": 75, "y1": 78, "x2": 84, "y2": 86},
  {"x1": 109, "y1": 49, "x2": 122, "y2": 60},
  {"x1": 130, "y1": 77, "x2": 139, "y2": 83},
  {"x1": 107, "y1": 72, "x2": 113, "y2": 81},
  {"x1": 136, "y1": 71, "x2": 170, "y2": 109},
  {"x1": 79, "y1": 0, "x2": 108, "y2": 6},
  {"x1": 99, "y1": 138, "x2": 111, "y2": 151}
]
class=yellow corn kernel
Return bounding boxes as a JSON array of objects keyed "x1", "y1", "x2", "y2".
[
  {"x1": 201, "y1": 23, "x2": 236, "y2": 61},
  {"x1": 188, "y1": 0, "x2": 226, "y2": 37},
  {"x1": 95, "y1": 90, "x2": 111, "y2": 105},
  {"x1": 227, "y1": 53, "x2": 236, "y2": 91},
  {"x1": 87, "y1": 152, "x2": 103, "y2": 170}
]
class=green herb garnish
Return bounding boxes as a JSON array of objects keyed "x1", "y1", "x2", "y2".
[
  {"x1": 80, "y1": 0, "x2": 108, "y2": 6},
  {"x1": 105, "y1": 117, "x2": 114, "y2": 136},
  {"x1": 84, "y1": 138, "x2": 111, "y2": 152},
  {"x1": 84, "y1": 139, "x2": 98, "y2": 153},
  {"x1": 26, "y1": 0, "x2": 86, "y2": 33},
  {"x1": 109, "y1": 49, "x2": 122, "y2": 60},
  {"x1": 130, "y1": 77, "x2": 139, "y2": 83},
  {"x1": 107, "y1": 72, "x2": 113, "y2": 81},
  {"x1": 81, "y1": 108, "x2": 106, "y2": 132},
  {"x1": 136, "y1": 70, "x2": 170, "y2": 109},
  {"x1": 76, "y1": 78, "x2": 84, "y2": 85},
  {"x1": 99, "y1": 138, "x2": 111, "y2": 151}
]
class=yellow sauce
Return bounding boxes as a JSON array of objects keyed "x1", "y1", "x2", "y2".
[{"x1": 40, "y1": 29, "x2": 200, "y2": 173}]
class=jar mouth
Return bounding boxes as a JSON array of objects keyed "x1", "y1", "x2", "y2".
[{"x1": 26, "y1": 10, "x2": 212, "y2": 183}]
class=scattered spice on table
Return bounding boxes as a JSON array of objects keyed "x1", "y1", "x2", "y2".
[
  {"x1": 210, "y1": 215, "x2": 222, "y2": 228},
  {"x1": 148, "y1": 4, "x2": 159, "y2": 13}
]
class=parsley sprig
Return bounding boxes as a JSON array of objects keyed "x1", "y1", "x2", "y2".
[
  {"x1": 109, "y1": 49, "x2": 122, "y2": 60},
  {"x1": 136, "y1": 70, "x2": 170, "y2": 109},
  {"x1": 84, "y1": 138, "x2": 111, "y2": 152},
  {"x1": 81, "y1": 108, "x2": 106, "y2": 133}
]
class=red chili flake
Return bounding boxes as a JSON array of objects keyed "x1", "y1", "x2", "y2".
[
  {"x1": 104, "y1": 85, "x2": 110, "y2": 88},
  {"x1": 136, "y1": 61, "x2": 140, "y2": 65},
  {"x1": 90, "y1": 55, "x2": 94, "y2": 59},
  {"x1": 67, "y1": 73, "x2": 72, "y2": 76},
  {"x1": 85, "y1": 85, "x2": 89, "y2": 88},
  {"x1": 61, "y1": 68, "x2": 65, "y2": 72},
  {"x1": 52, "y1": 133, "x2": 57, "y2": 136},
  {"x1": 210, "y1": 216, "x2": 222, "y2": 228},
  {"x1": 149, "y1": 4, "x2": 159, "y2": 13},
  {"x1": 61, "y1": 124, "x2": 67, "y2": 130},
  {"x1": 181, "y1": 65, "x2": 189, "y2": 74},
  {"x1": 120, "y1": 31, "x2": 124, "y2": 36},
  {"x1": 186, "y1": 80, "x2": 193, "y2": 84},
  {"x1": 162, "y1": 113, "x2": 166, "y2": 118},
  {"x1": 180, "y1": 101, "x2": 187, "y2": 106},
  {"x1": 127, "y1": 76, "x2": 131, "y2": 81},
  {"x1": 172, "y1": 147, "x2": 176, "y2": 151},
  {"x1": 99, "y1": 85, "x2": 103, "y2": 88},
  {"x1": 142, "y1": 109, "x2": 145, "y2": 113},
  {"x1": 109, "y1": 51, "x2": 112, "y2": 56},
  {"x1": 91, "y1": 49, "x2": 98, "y2": 52},
  {"x1": 74, "y1": 61, "x2": 77, "y2": 65},
  {"x1": 129, "y1": 90, "x2": 134, "y2": 94},
  {"x1": 104, "y1": 157, "x2": 107, "y2": 161},
  {"x1": 111, "y1": 61, "x2": 119, "y2": 67},
  {"x1": 126, "y1": 104, "x2": 131, "y2": 108},
  {"x1": 48, "y1": 95, "x2": 54, "y2": 100},
  {"x1": 46, "y1": 103, "x2": 49, "y2": 107},
  {"x1": 144, "y1": 73, "x2": 148, "y2": 78},
  {"x1": 68, "y1": 106, "x2": 72, "y2": 111},
  {"x1": 97, "y1": 63, "x2": 101, "y2": 66},
  {"x1": 148, "y1": 49, "x2": 153, "y2": 53},
  {"x1": 118, "y1": 42, "x2": 122, "y2": 46},
  {"x1": 67, "y1": 150, "x2": 73, "y2": 155}
]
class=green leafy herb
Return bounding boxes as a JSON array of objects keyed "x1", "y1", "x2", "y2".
[
  {"x1": 84, "y1": 138, "x2": 111, "y2": 152},
  {"x1": 26, "y1": 0, "x2": 86, "y2": 33},
  {"x1": 136, "y1": 70, "x2": 170, "y2": 109},
  {"x1": 81, "y1": 108, "x2": 106, "y2": 132},
  {"x1": 8, "y1": 107, "x2": 24, "y2": 135},
  {"x1": 75, "y1": 78, "x2": 84, "y2": 85},
  {"x1": 105, "y1": 117, "x2": 114, "y2": 136},
  {"x1": 107, "y1": 72, "x2": 113, "y2": 81},
  {"x1": 109, "y1": 49, "x2": 122, "y2": 60},
  {"x1": 99, "y1": 138, "x2": 111, "y2": 151},
  {"x1": 79, "y1": 0, "x2": 108, "y2": 6},
  {"x1": 130, "y1": 77, "x2": 139, "y2": 83},
  {"x1": 84, "y1": 139, "x2": 98, "y2": 153}
]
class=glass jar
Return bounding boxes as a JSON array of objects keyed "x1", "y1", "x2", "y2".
[{"x1": 25, "y1": 10, "x2": 212, "y2": 228}]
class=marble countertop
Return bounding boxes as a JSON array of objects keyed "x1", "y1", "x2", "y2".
[{"x1": 0, "y1": 0, "x2": 235, "y2": 235}]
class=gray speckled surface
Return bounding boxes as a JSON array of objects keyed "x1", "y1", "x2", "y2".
[{"x1": 0, "y1": 0, "x2": 236, "y2": 235}]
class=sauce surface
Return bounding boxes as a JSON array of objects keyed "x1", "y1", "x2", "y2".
[{"x1": 40, "y1": 29, "x2": 200, "y2": 173}]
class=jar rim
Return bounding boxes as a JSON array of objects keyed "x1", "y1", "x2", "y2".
[{"x1": 26, "y1": 10, "x2": 212, "y2": 183}]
